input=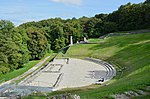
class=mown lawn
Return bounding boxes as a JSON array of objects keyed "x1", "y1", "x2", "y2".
[
  {"x1": 87, "y1": 38, "x2": 104, "y2": 43},
  {"x1": 66, "y1": 33, "x2": 150, "y2": 98}
]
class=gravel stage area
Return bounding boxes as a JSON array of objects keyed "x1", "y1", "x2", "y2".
[{"x1": 23, "y1": 58, "x2": 107, "y2": 90}]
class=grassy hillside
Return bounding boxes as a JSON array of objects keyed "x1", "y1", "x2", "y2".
[
  {"x1": 65, "y1": 33, "x2": 150, "y2": 98},
  {"x1": 0, "y1": 53, "x2": 55, "y2": 84},
  {"x1": 24, "y1": 33, "x2": 150, "y2": 99}
]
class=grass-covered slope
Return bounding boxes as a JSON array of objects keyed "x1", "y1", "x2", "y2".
[
  {"x1": 24, "y1": 33, "x2": 150, "y2": 99},
  {"x1": 0, "y1": 53, "x2": 55, "y2": 84},
  {"x1": 65, "y1": 33, "x2": 150, "y2": 98}
]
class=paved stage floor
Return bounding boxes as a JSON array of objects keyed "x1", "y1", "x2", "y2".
[{"x1": 22, "y1": 58, "x2": 107, "y2": 90}]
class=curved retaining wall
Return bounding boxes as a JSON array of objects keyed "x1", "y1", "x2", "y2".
[{"x1": 85, "y1": 57, "x2": 116, "y2": 81}]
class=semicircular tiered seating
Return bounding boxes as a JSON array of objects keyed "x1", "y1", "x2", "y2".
[{"x1": 85, "y1": 57, "x2": 116, "y2": 82}]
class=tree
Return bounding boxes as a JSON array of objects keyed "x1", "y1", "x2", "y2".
[
  {"x1": 0, "y1": 20, "x2": 14, "y2": 32},
  {"x1": 95, "y1": 14, "x2": 108, "y2": 20},
  {"x1": 144, "y1": 0, "x2": 150, "y2": 4},
  {"x1": 26, "y1": 27, "x2": 48, "y2": 60},
  {"x1": 0, "y1": 20, "x2": 21, "y2": 73},
  {"x1": 107, "y1": 1, "x2": 150, "y2": 31},
  {"x1": 12, "y1": 27, "x2": 29, "y2": 66},
  {"x1": 51, "y1": 26, "x2": 66, "y2": 50}
]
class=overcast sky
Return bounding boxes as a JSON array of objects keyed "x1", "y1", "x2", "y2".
[{"x1": 0, "y1": 0, "x2": 145, "y2": 26}]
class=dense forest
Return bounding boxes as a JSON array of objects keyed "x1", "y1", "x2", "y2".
[{"x1": 0, "y1": 0, "x2": 150, "y2": 74}]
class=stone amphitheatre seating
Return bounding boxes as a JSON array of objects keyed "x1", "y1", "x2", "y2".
[{"x1": 85, "y1": 57, "x2": 116, "y2": 81}]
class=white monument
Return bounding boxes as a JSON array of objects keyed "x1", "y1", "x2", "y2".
[
  {"x1": 70, "y1": 36, "x2": 73, "y2": 45},
  {"x1": 84, "y1": 37, "x2": 87, "y2": 42}
]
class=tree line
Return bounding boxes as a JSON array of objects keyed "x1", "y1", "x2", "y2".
[{"x1": 0, "y1": 0, "x2": 149, "y2": 74}]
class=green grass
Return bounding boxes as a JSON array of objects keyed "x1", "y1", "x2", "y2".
[
  {"x1": 0, "y1": 60, "x2": 39, "y2": 84},
  {"x1": 66, "y1": 33, "x2": 150, "y2": 98},
  {"x1": 24, "y1": 33, "x2": 150, "y2": 99},
  {"x1": 88, "y1": 38, "x2": 104, "y2": 43},
  {"x1": 0, "y1": 53, "x2": 54, "y2": 84}
]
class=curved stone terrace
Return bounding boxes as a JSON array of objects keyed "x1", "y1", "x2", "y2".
[{"x1": 20, "y1": 58, "x2": 116, "y2": 90}]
